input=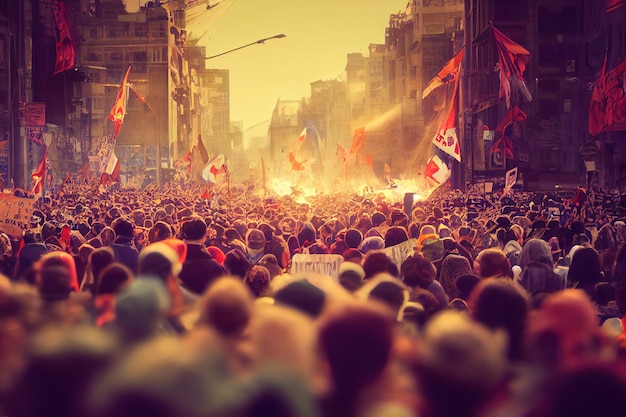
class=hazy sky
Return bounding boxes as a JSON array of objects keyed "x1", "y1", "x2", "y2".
[{"x1": 192, "y1": 0, "x2": 407, "y2": 131}]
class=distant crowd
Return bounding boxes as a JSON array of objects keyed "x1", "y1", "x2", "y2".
[{"x1": 0, "y1": 181, "x2": 626, "y2": 417}]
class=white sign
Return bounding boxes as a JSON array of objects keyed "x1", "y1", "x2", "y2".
[
  {"x1": 290, "y1": 254, "x2": 344, "y2": 280},
  {"x1": 383, "y1": 238, "x2": 417, "y2": 270}
]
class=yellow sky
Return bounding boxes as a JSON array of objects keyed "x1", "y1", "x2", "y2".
[{"x1": 195, "y1": 0, "x2": 407, "y2": 130}]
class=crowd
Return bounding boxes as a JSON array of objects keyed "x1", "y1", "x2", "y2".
[{"x1": 1, "y1": 179, "x2": 626, "y2": 417}]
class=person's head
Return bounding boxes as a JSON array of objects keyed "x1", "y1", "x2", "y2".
[
  {"x1": 413, "y1": 310, "x2": 507, "y2": 417},
  {"x1": 384, "y1": 226, "x2": 409, "y2": 248},
  {"x1": 111, "y1": 217, "x2": 134, "y2": 239},
  {"x1": 362, "y1": 250, "x2": 399, "y2": 279},
  {"x1": 474, "y1": 248, "x2": 512, "y2": 279},
  {"x1": 38, "y1": 252, "x2": 78, "y2": 293},
  {"x1": 318, "y1": 306, "x2": 393, "y2": 411},
  {"x1": 246, "y1": 229, "x2": 266, "y2": 258},
  {"x1": 344, "y1": 228, "x2": 363, "y2": 249},
  {"x1": 243, "y1": 265, "x2": 271, "y2": 297},
  {"x1": 518, "y1": 238, "x2": 554, "y2": 269},
  {"x1": 337, "y1": 262, "x2": 365, "y2": 292},
  {"x1": 197, "y1": 276, "x2": 254, "y2": 337},
  {"x1": 401, "y1": 254, "x2": 437, "y2": 289},
  {"x1": 96, "y1": 263, "x2": 133, "y2": 296},
  {"x1": 274, "y1": 279, "x2": 326, "y2": 318},
  {"x1": 89, "y1": 247, "x2": 115, "y2": 289},
  {"x1": 454, "y1": 273, "x2": 480, "y2": 301},
  {"x1": 468, "y1": 279, "x2": 529, "y2": 360},
  {"x1": 148, "y1": 221, "x2": 172, "y2": 244},
  {"x1": 138, "y1": 243, "x2": 181, "y2": 282},
  {"x1": 181, "y1": 216, "x2": 207, "y2": 243},
  {"x1": 567, "y1": 247, "x2": 603, "y2": 298},
  {"x1": 224, "y1": 249, "x2": 252, "y2": 279}
]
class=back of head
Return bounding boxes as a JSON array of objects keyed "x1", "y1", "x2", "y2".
[
  {"x1": 274, "y1": 279, "x2": 326, "y2": 318},
  {"x1": 148, "y1": 221, "x2": 172, "y2": 243},
  {"x1": 115, "y1": 279, "x2": 170, "y2": 342},
  {"x1": 244, "y1": 265, "x2": 271, "y2": 297},
  {"x1": 401, "y1": 254, "x2": 436, "y2": 288},
  {"x1": 362, "y1": 250, "x2": 399, "y2": 279},
  {"x1": 519, "y1": 239, "x2": 554, "y2": 269},
  {"x1": 138, "y1": 243, "x2": 180, "y2": 282},
  {"x1": 90, "y1": 247, "x2": 115, "y2": 284},
  {"x1": 224, "y1": 249, "x2": 252, "y2": 279},
  {"x1": 476, "y1": 248, "x2": 511, "y2": 279},
  {"x1": 97, "y1": 263, "x2": 133, "y2": 296},
  {"x1": 112, "y1": 217, "x2": 135, "y2": 239},
  {"x1": 198, "y1": 276, "x2": 253, "y2": 337},
  {"x1": 319, "y1": 306, "x2": 393, "y2": 394},
  {"x1": 384, "y1": 226, "x2": 409, "y2": 247},
  {"x1": 181, "y1": 216, "x2": 207, "y2": 242},
  {"x1": 38, "y1": 265, "x2": 72, "y2": 301},
  {"x1": 469, "y1": 279, "x2": 529, "y2": 360}
]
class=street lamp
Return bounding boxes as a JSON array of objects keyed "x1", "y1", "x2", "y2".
[{"x1": 204, "y1": 34, "x2": 286, "y2": 60}]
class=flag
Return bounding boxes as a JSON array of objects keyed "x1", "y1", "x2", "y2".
[
  {"x1": 495, "y1": 106, "x2": 527, "y2": 134},
  {"x1": 350, "y1": 127, "x2": 365, "y2": 154},
  {"x1": 432, "y1": 76, "x2": 461, "y2": 162},
  {"x1": 492, "y1": 26, "x2": 532, "y2": 109},
  {"x1": 130, "y1": 85, "x2": 155, "y2": 113},
  {"x1": 58, "y1": 172, "x2": 71, "y2": 194},
  {"x1": 589, "y1": 56, "x2": 626, "y2": 136},
  {"x1": 288, "y1": 152, "x2": 306, "y2": 171},
  {"x1": 108, "y1": 66, "x2": 131, "y2": 136},
  {"x1": 297, "y1": 127, "x2": 307, "y2": 153},
  {"x1": 31, "y1": 147, "x2": 48, "y2": 196},
  {"x1": 104, "y1": 152, "x2": 119, "y2": 175},
  {"x1": 423, "y1": 48, "x2": 464, "y2": 99},
  {"x1": 606, "y1": 0, "x2": 626, "y2": 12},
  {"x1": 337, "y1": 143, "x2": 347, "y2": 163},
  {"x1": 202, "y1": 154, "x2": 226, "y2": 183},
  {"x1": 196, "y1": 135, "x2": 209, "y2": 164},
  {"x1": 51, "y1": 0, "x2": 75, "y2": 74},
  {"x1": 424, "y1": 155, "x2": 451, "y2": 186},
  {"x1": 503, "y1": 167, "x2": 518, "y2": 195}
]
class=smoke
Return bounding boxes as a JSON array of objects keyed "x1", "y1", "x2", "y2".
[{"x1": 123, "y1": 0, "x2": 143, "y2": 14}]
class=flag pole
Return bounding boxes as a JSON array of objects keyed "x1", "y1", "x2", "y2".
[{"x1": 261, "y1": 158, "x2": 267, "y2": 198}]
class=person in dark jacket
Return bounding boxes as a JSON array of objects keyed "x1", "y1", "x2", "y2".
[
  {"x1": 110, "y1": 217, "x2": 139, "y2": 272},
  {"x1": 178, "y1": 216, "x2": 225, "y2": 295}
]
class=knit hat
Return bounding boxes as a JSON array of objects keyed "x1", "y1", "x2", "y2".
[
  {"x1": 181, "y1": 216, "x2": 207, "y2": 241},
  {"x1": 206, "y1": 246, "x2": 226, "y2": 265},
  {"x1": 359, "y1": 236, "x2": 385, "y2": 254},
  {"x1": 422, "y1": 237, "x2": 444, "y2": 262},
  {"x1": 274, "y1": 279, "x2": 326, "y2": 318}
]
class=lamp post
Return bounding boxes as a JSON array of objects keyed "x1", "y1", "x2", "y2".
[{"x1": 204, "y1": 34, "x2": 286, "y2": 60}]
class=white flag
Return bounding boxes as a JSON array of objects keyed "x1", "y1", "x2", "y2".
[{"x1": 424, "y1": 155, "x2": 451, "y2": 186}]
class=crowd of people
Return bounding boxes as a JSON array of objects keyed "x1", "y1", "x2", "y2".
[{"x1": 1, "y1": 179, "x2": 626, "y2": 417}]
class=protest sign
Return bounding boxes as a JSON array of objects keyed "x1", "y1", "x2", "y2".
[
  {"x1": 290, "y1": 254, "x2": 344, "y2": 280},
  {"x1": 384, "y1": 238, "x2": 417, "y2": 270},
  {"x1": 0, "y1": 193, "x2": 35, "y2": 237}
]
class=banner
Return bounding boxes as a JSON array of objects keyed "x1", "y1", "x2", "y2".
[
  {"x1": 0, "y1": 193, "x2": 35, "y2": 237},
  {"x1": 51, "y1": 0, "x2": 75, "y2": 74},
  {"x1": 25, "y1": 103, "x2": 46, "y2": 127},
  {"x1": 350, "y1": 127, "x2": 365, "y2": 154},
  {"x1": 383, "y1": 239, "x2": 417, "y2": 271},
  {"x1": 492, "y1": 26, "x2": 532, "y2": 109},
  {"x1": 290, "y1": 254, "x2": 344, "y2": 280},
  {"x1": 423, "y1": 48, "x2": 464, "y2": 99},
  {"x1": 432, "y1": 69, "x2": 461, "y2": 162},
  {"x1": 589, "y1": 57, "x2": 626, "y2": 136},
  {"x1": 424, "y1": 155, "x2": 451, "y2": 186}
]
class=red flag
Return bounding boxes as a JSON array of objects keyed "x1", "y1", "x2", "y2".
[
  {"x1": 288, "y1": 152, "x2": 306, "y2": 171},
  {"x1": 423, "y1": 48, "x2": 464, "y2": 99},
  {"x1": 51, "y1": 0, "x2": 75, "y2": 74},
  {"x1": 130, "y1": 85, "x2": 155, "y2": 113},
  {"x1": 492, "y1": 26, "x2": 532, "y2": 108},
  {"x1": 350, "y1": 127, "x2": 365, "y2": 154},
  {"x1": 424, "y1": 155, "x2": 451, "y2": 186},
  {"x1": 297, "y1": 127, "x2": 307, "y2": 153},
  {"x1": 197, "y1": 135, "x2": 209, "y2": 164},
  {"x1": 108, "y1": 66, "x2": 131, "y2": 136},
  {"x1": 589, "y1": 56, "x2": 626, "y2": 136},
  {"x1": 432, "y1": 75, "x2": 461, "y2": 162},
  {"x1": 495, "y1": 106, "x2": 527, "y2": 134},
  {"x1": 606, "y1": 0, "x2": 626, "y2": 12},
  {"x1": 31, "y1": 147, "x2": 48, "y2": 196},
  {"x1": 58, "y1": 172, "x2": 71, "y2": 194}
]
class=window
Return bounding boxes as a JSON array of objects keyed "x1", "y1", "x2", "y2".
[
  {"x1": 110, "y1": 52, "x2": 123, "y2": 62},
  {"x1": 89, "y1": 29, "x2": 98, "y2": 38}
]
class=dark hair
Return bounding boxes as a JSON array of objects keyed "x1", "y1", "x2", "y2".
[
  {"x1": 401, "y1": 254, "x2": 436, "y2": 288},
  {"x1": 362, "y1": 251, "x2": 399, "y2": 279},
  {"x1": 96, "y1": 263, "x2": 133, "y2": 296}
]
